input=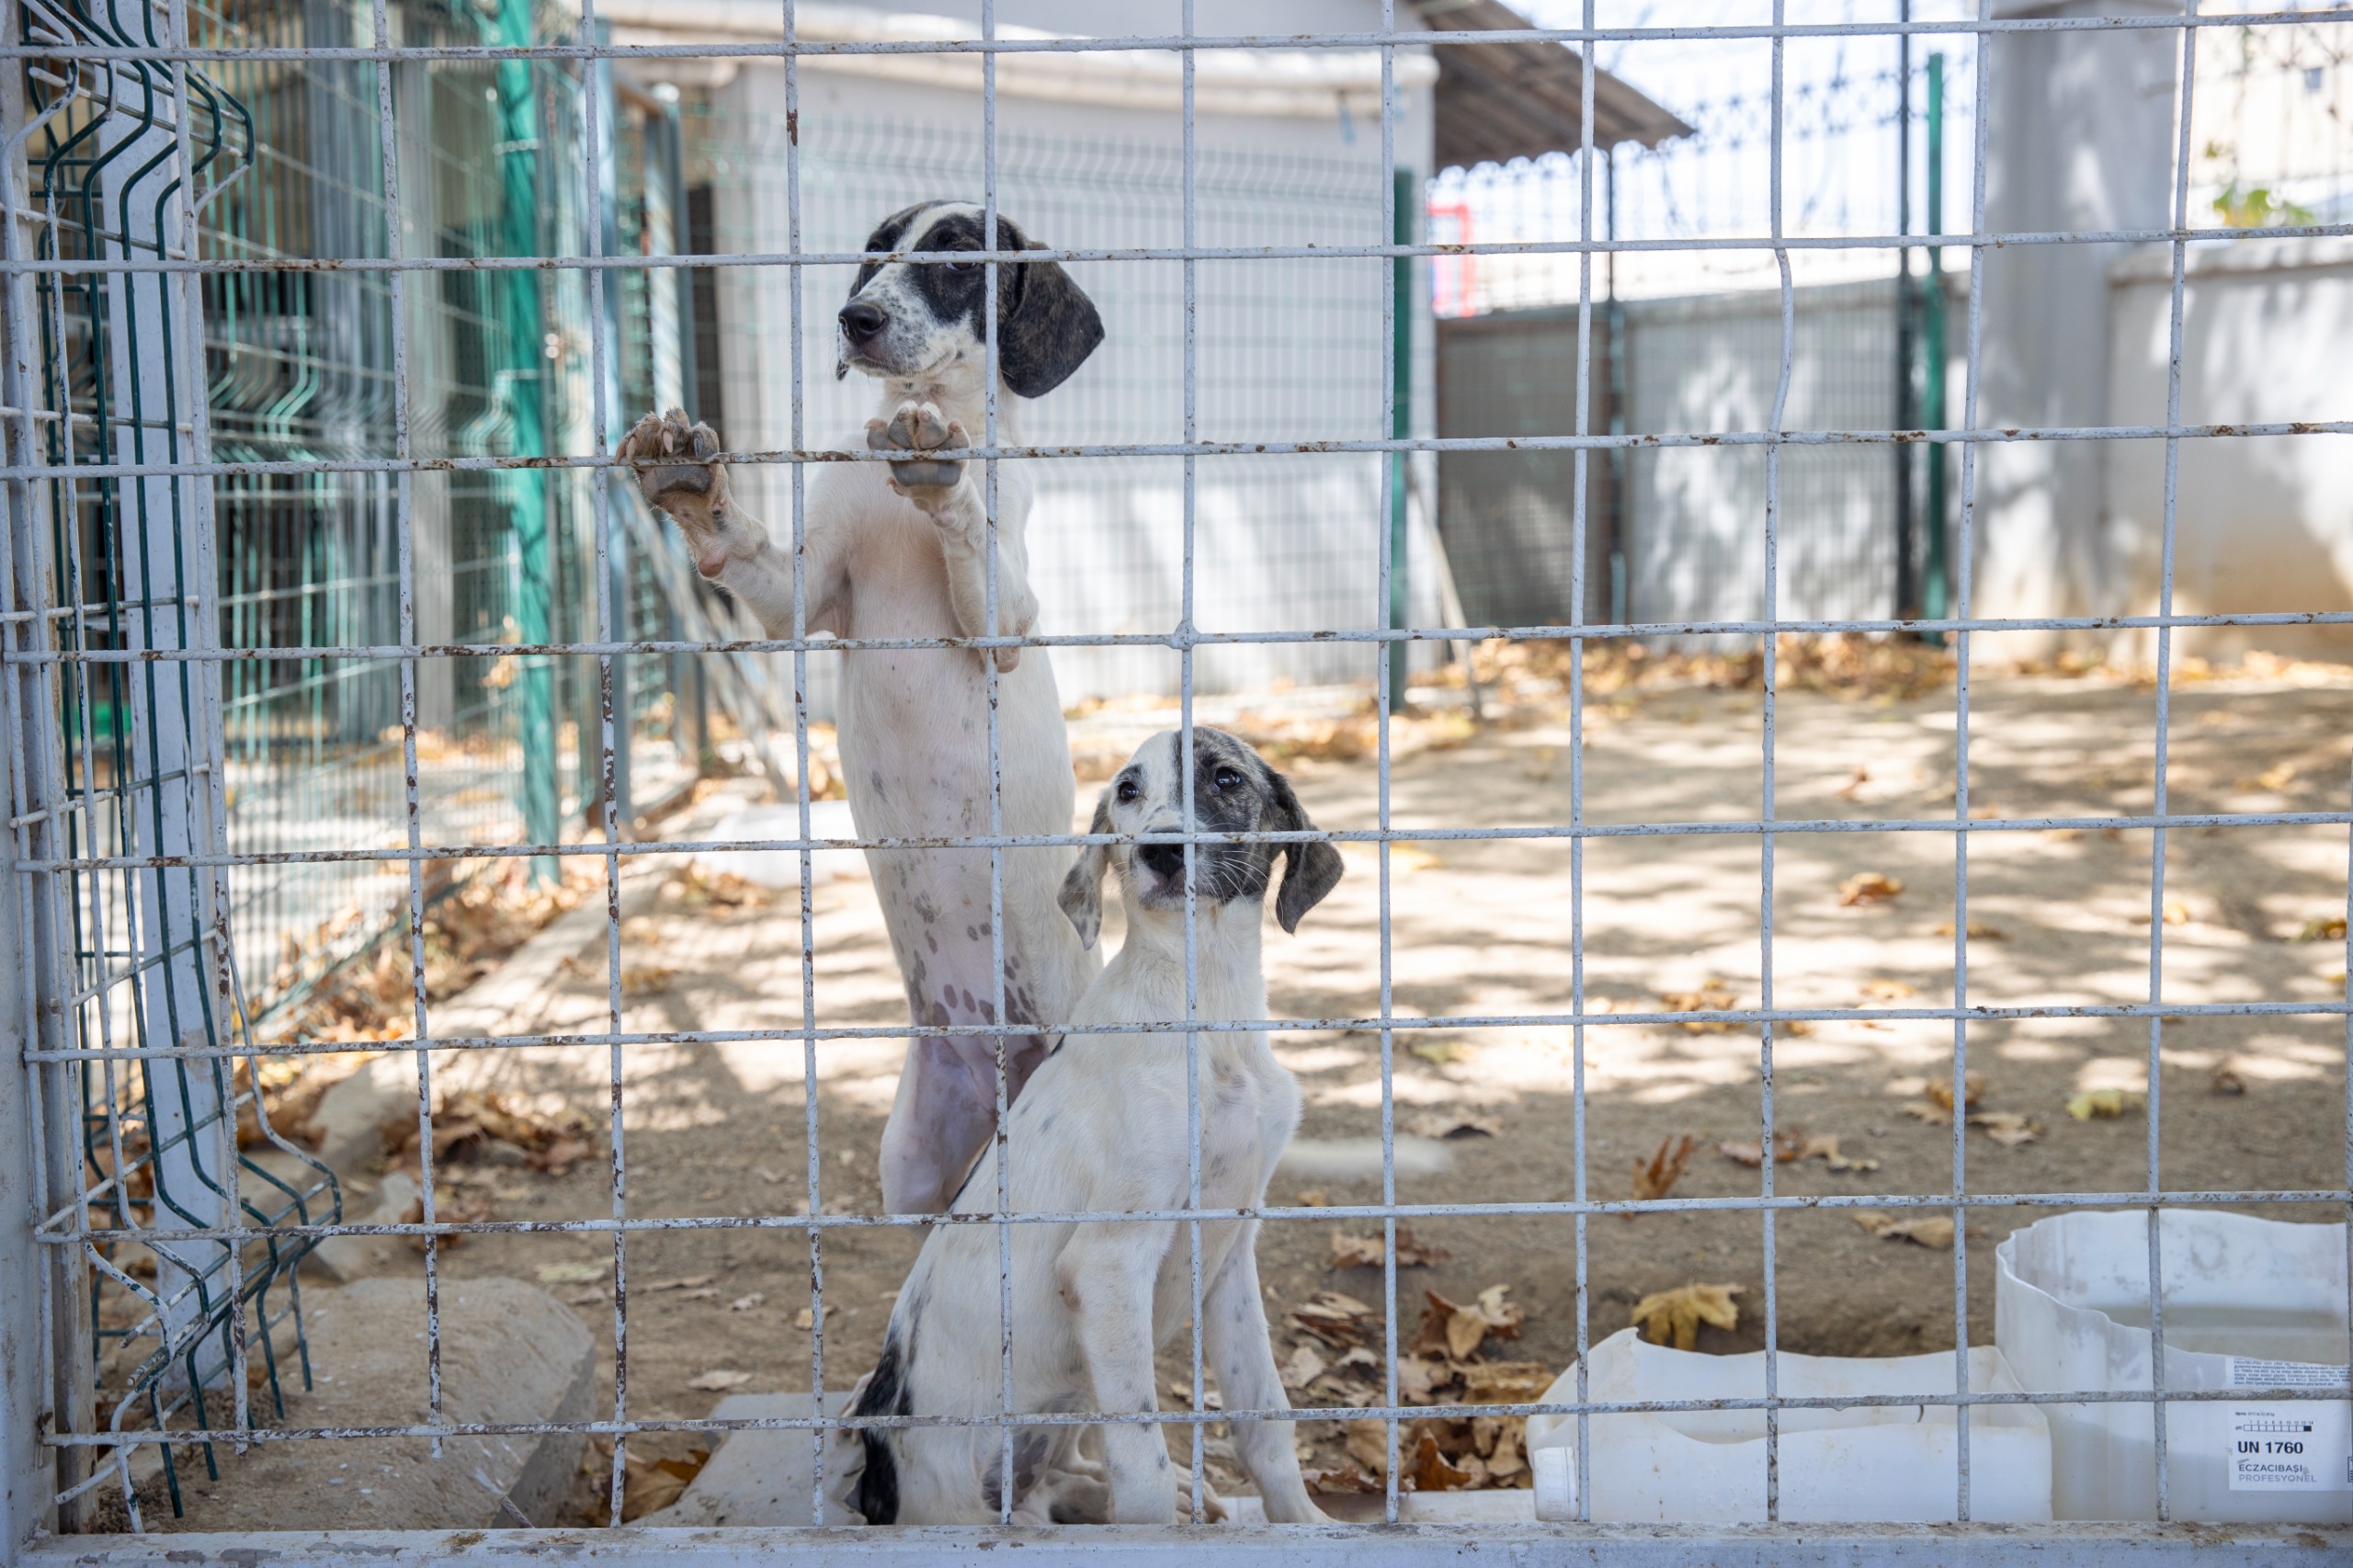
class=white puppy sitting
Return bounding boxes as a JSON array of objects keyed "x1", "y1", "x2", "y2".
[{"x1": 834, "y1": 726, "x2": 1345, "y2": 1525}]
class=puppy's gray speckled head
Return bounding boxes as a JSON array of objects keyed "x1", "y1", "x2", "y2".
[{"x1": 1058, "y1": 727, "x2": 1343, "y2": 949}]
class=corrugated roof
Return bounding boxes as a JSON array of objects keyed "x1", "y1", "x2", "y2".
[{"x1": 1413, "y1": 0, "x2": 1692, "y2": 167}]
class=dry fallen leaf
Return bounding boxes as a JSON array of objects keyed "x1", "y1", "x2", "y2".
[
  {"x1": 1969, "y1": 1111, "x2": 2041, "y2": 1148},
  {"x1": 1392, "y1": 846, "x2": 1443, "y2": 873},
  {"x1": 687, "y1": 1369, "x2": 753, "y2": 1392},
  {"x1": 1289, "y1": 1290, "x2": 1376, "y2": 1349},
  {"x1": 1838, "y1": 871, "x2": 1904, "y2": 907},
  {"x1": 613, "y1": 1447, "x2": 711, "y2": 1522},
  {"x1": 1795, "y1": 1134, "x2": 1881, "y2": 1174},
  {"x1": 1659, "y1": 979, "x2": 1742, "y2": 1032},
  {"x1": 1302, "y1": 1465, "x2": 1382, "y2": 1495},
  {"x1": 1280, "y1": 1343, "x2": 1329, "y2": 1391},
  {"x1": 1417, "y1": 1285, "x2": 1525, "y2": 1361},
  {"x1": 1344, "y1": 1419, "x2": 1392, "y2": 1472},
  {"x1": 793, "y1": 1303, "x2": 837, "y2": 1330},
  {"x1": 619, "y1": 965, "x2": 676, "y2": 996},
  {"x1": 1329, "y1": 1227, "x2": 1450, "y2": 1269},
  {"x1": 398, "y1": 1189, "x2": 489, "y2": 1251},
  {"x1": 1407, "y1": 1038, "x2": 1467, "y2": 1065},
  {"x1": 1630, "y1": 1282, "x2": 1744, "y2": 1350},
  {"x1": 2067, "y1": 1088, "x2": 2143, "y2": 1121},
  {"x1": 1853, "y1": 1212, "x2": 1955, "y2": 1249},
  {"x1": 1398, "y1": 1354, "x2": 1453, "y2": 1404},
  {"x1": 2255, "y1": 763, "x2": 2299, "y2": 791},
  {"x1": 1934, "y1": 920, "x2": 2010, "y2": 940},
  {"x1": 1484, "y1": 1419, "x2": 1528, "y2": 1482},
  {"x1": 2297, "y1": 916, "x2": 2347, "y2": 943},
  {"x1": 1628, "y1": 1133, "x2": 1699, "y2": 1211},
  {"x1": 537, "y1": 1260, "x2": 605, "y2": 1285},
  {"x1": 1296, "y1": 1188, "x2": 1330, "y2": 1207},
  {"x1": 1860, "y1": 979, "x2": 1917, "y2": 1001},
  {"x1": 1926, "y1": 1071, "x2": 1986, "y2": 1114},
  {"x1": 1718, "y1": 1130, "x2": 1803, "y2": 1167},
  {"x1": 527, "y1": 1133, "x2": 593, "y2": 1176},
  {"x1": 1404, "y1": 1112, "x2": 1501, "y2": 1141},
  {"x1": 1459, "y1": 1361, "x2": 1551, "y2": 1403},
  {"x1": 1403, "y1": 1431, "x2": 1477, "y2": 1492},
  {"x1": 2209, "y1": 1061, "x2": 2246, "y2": 1096},
  {"x1": 644, "y1": 1273, "x2": 720, "y2": 1293}
]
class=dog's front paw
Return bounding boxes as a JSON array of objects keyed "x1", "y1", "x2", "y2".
[
  {"x1": 866, "y1": 401, "x2": 968, "y2": 512},
  {"x1": 620, "y1": 408, "x2": 747, "y2": 578}
]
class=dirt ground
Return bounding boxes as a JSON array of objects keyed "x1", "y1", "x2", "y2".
[{"x1": 267, "y1": 651, "x2": 2353, "y2": 1515}]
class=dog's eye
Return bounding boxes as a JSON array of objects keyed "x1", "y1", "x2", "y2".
[
  {"x1": 1211, "y1": 767, "x2": 1242, "y2": 791},
  {"x1": 1115, "y1": 778, "x2": 1140, "y2": 803},
  {"x1": 945, "y1": 254, "x2": 981, "y2": 274}
]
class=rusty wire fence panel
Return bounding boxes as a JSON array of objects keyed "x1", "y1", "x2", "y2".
[{"x1": 0, "y1": 0, "x2": 2349, "y2": 1558}]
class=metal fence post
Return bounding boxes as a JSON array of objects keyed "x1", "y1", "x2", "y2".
[
  {"x1": 1895, "y1": 0, "x2": 1917, "y2": 621},
  {"x1": 1924, "y1": 49, "x2": 1949, "y2": 631},
  {"x1": 493, "y1": 0, "x2": 559, "y2": 881},
  {"x1": 97, "y1": 71, "x2": 231, "y2": 1387},
  {"x1": 1389, "y1": 165, "x2": 1414, "y2": 713}
]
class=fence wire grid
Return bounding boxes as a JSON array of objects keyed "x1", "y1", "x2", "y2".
[{"x1": 0, "y1": 0, "x2": 2349, "y2": 1552}]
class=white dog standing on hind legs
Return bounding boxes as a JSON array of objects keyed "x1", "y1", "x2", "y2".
[
  {"x1": 619, "y1": 201, "x2": 1105, "y2": 1217},
  {"x1": 830, "y1": 727, "x2": 1345, "y2": 1526}
]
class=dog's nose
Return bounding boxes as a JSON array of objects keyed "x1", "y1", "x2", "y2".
[
  {"x1": 838, "y1": 300, "x2": 887, "y2": 343},
  {"x1": 1138, "y1": 840, "x2": 1188, "y2": 880}
]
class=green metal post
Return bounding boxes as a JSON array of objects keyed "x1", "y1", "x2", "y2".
[
  {"x1": 1922, "y1": 51, "x2": 1949, "y2": 635},
  {"x1": 1389, "y1": 167, "x2": 1414, "y2": 713},
  {"x1": 494, "y1": 0, "x2": 558, "y2": 880}
]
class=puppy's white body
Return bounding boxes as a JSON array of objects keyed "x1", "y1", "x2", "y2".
[
  {"x1": 847, "y1": 729, "x2": 1341, "y2": 1527},
  {"x1": 878, "y1": 906, "x2": 1305, "y2": 1524},
  {"x1": 807, "y1": 383, "x2": 1099, "y2": 1221},
  {"x1": 620, "y1": 202, "x2": 1106, "y2": 1215}
]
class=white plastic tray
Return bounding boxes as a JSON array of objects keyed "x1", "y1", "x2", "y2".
[{"x1": 1525, "y1": 1329, "x2": 2052, "y2": 1523}]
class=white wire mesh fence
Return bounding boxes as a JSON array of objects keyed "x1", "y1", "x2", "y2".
[{"x1": 0, "y1": 0, "x2": 2348, "y2": 1553}]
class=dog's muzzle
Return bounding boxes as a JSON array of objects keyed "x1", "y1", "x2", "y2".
[
  {"x1": 839, "y1": 299, "x2": 888, "y2": 346},
  {"x1": 1137, "y1": 838, "x2": 1188, "y2": 881}
]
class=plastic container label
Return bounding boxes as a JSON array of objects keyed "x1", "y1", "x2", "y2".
[{"x1": 2224, "y1": 1358, "x2": 2352, "y2": 1493}]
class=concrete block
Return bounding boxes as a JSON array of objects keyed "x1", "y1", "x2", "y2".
[
  {"x1": 635, "y1": 1392, "x2": 862, "y2": 1528},
  {"x1": 309, "y1": 1053, "x2": 415, "y2": 1178},
  {"x1": 302, "y1": 1173, "x2": 416, "y2": 1283},
  {"x1": 154, "y1": 1276, "x2": 592, "y2": 1532}
]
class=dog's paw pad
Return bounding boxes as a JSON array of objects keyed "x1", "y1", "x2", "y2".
[
  {"x1": 870, "y1": 404, "x2": 968, "y2": 502},
  {"x1": 622, "y1": 408, "x2": 728, "y2": 513}
]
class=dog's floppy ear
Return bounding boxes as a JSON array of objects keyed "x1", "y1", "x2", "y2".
[
  {"x1": 1059, "y1": 792, "x2": 1115, "y2": 949},
  {"x1": 998, "y1": 221, "x2": 1103, "y2": 399},
  {"x1": 1266, "y1": 767, "x2": 1344, "y2": 935}
]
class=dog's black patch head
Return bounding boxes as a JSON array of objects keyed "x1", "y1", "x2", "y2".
[
  {"x1": 1061, "y1": 727, "x2": 1343, "y2": 938},
  {"x1": 838, "y1": 203, "x2": 1103, "y2": 396}
]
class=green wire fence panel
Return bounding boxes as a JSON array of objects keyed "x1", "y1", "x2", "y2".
[{"x1": 3, "y1": 0, "x2": 777, "y2": 1528}]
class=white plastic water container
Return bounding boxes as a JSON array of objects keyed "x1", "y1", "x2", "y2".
[
  {"x1": 696, "y1": 801, "x2": 865, "y2": 888},
  {"x1": 1995, "y1": 1209, "x2": 2351, "y2": 1523},
  {"x1": 1524, "y1": 1328, "x2": 2052, "y2": 1523}
]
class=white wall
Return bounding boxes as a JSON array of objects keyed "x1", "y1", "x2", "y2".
[
  {"x1": 2103, "y1": 236, "x2": 2353, "y2": 663},
  {"x1": 676, "y1": 0, "x2": 1442, "y2": 706},
  {"x1": 1973, "y1": 0, "x2": 2183, "y2": 662}
]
